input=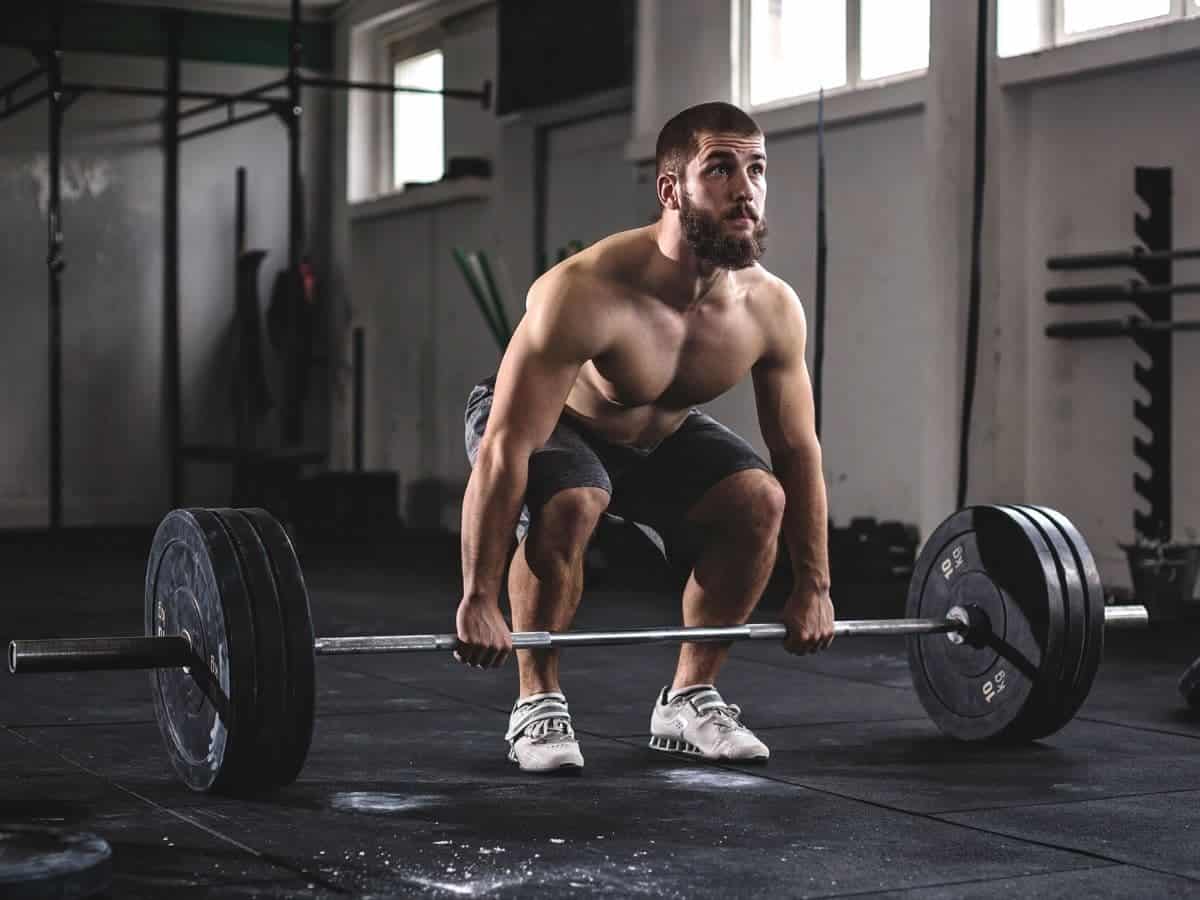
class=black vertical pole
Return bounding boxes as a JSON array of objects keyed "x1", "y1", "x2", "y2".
[
  {"x1": 46, "y1": 3, "x2": 64, "y2": 532},
  {"x1": 284, "y1": 0, "x2": 304, "y2": 446},
  {"x1": 236, "y1": 166, "x2": 246, "y2": 256},
  {"x1": 164, "y1": 13, "x2": 182, "y2": 507},
  {"x1": 233, "y1": 166, "x2": 248, "y2": 465},
  {"x1": 813, "y1": 89, "x2": 827, "y2": 440},
  {"x1": 353, "y1": 327, "x2": 364, "y2": 473}
]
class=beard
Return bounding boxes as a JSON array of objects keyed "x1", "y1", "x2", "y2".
[{"x1": 678, "y1": 189, "x2": 768, "y2": 270}]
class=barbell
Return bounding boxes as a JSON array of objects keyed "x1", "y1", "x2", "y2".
[{"x1": 7, "y1": 505, "x2": 1154, "y2": 795}]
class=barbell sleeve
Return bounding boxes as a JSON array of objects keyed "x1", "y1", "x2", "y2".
[
  {"x1": 9, "y1": 635, "x2": 193, "y2": 674},
  {"x1": 1103, "y1": 604, "x2": 1150, "y2": 628}
]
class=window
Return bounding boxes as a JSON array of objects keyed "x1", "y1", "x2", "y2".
[
  {"x1": 747, "y1": 0, "x2": 847, "y2": 107},
  {"x1": 1060, "y1": 0, "x2": 1172, "y2": 36},
  {"x1": 860, "y1": 0, "x2": 930, "y2": 81},
  {"x1": 999, "y1": 0, "x2": 1196, "y2": 58},
  {"x1": 741, "y1": 0, "x2": 929, "y2": 110},
  {"x1": 997, "y1": 0, "x2": 1047, "y2": 57},
  {"x1": 392, "y1": 49, "x2": 444, "y2": 189}
]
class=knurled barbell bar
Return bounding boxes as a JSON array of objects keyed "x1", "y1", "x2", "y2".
[{"x1": 7, "y1": 505, "x2": 1152, "y2": 795}]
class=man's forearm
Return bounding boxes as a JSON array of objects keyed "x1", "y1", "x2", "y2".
[
  {"x1": 771, "y1": 442, "x2": 831, "y2": 593},
  {"x1": 460, "y1": 444, "x2": 528, "y2": 603}
]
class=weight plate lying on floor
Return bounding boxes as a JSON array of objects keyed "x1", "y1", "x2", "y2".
[
  {"x1": 0, "y1": 827, "x2": 111, "y2": 900},
  {"x1": 213, "y1": 508, "x2": 292, "y2": 792},
  {"x1": 144, "y1": 509, "x2": 257, "y2": 792},
  {"x1": 241, "y1": 506, "x2": 316, "y2": 787},
  {"x1": 906, "y1": 506, "x2": 1067, "y2": 742}
]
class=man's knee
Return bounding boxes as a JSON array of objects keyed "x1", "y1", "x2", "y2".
[
  {"x1": 694, "y1": 469, "x2": 785, "y2": 541},
  {"x1": 525, "y1": 486, "x2": 610, "y2": 572}
]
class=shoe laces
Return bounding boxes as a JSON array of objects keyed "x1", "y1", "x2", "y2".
[
  {"x1": 521, "y1": 716, "x2": 575, "y2": 743},
  {"x1": 702, "y1": 702, "x2": 745, "y2": 732},
  {"x1": 680, "y1": 689, "x2": 747, "y2": 732}
]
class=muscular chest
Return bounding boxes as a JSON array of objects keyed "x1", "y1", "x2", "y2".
[{"x1": 592, "y1": 299, "x2": 761, "y2": 408}]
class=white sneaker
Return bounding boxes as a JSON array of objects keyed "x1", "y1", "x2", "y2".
[
  {"x1": 649, "y1": 685, "x2": 769, "y2": 762},
  {"x1": 506, "y1": 692, "x2": 584, "y2": 773}
]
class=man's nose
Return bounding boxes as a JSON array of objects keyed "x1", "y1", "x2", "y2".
[{"x1": 729, "y1": 170, "x2": 755, "y2": 199}]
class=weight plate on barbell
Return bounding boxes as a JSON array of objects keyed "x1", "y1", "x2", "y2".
[
  {"x1": 144, "y1": 509, "x2": 257, "y2": 792},
  {"x1": 1003, "y1": 505, "x2": 1086, "y2": 740},
  {"x1": 1024, "y1": 506, "x2": 1106, "y2": 730},
  {"x1": 240, "y1": 507, "x2": 316, "y2": 788},
  {"x1": 906, "y1": 506, "x2": 1067, "y2": 742},
  {"x1": 213, "y1": 508, "x2": 293, "y2": 793}
]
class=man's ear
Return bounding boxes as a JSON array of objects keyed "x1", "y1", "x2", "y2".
[{"x1": 657, "y1": 172, "x2": 681, "y2": 211}]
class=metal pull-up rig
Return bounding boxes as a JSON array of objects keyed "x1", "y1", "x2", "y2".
[{"x1": 0, "y1": 0, "x2": 492, "y2": 531}]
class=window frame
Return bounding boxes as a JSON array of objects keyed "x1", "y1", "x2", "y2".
[
  {"x1": 737, "y1": 0, "x2": 929, "y2": 112},
  {"x1": 1053, "y1": 0, "x2": 1184, "y2": 46}
]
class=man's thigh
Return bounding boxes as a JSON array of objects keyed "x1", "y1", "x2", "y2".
[{"x1": 464, "y1": 375, "x2": 613, "y2": 541}]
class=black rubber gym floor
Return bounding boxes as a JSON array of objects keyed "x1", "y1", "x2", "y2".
[{"x1": 4, "y1": 529, "x2": 1200, "y2": 898}]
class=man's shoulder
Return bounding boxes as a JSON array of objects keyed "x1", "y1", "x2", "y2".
[
  {"x1": 740, "y1": 266, "x2": 803, "y2": 314},
  {"x1": 535, "y1": 228, "x2": 652, "y2": 298},
  {"x1": 739, "y1": 268, "x2": 806, "y2": 365},
  {"x1": 569, "y1": 226, "x2": 655, "y2": 282}
]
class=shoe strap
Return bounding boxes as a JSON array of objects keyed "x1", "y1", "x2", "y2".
[
  {"x1": 506, "y1": 696, "x2": 572, "y2": 742},
  {"x1": 522, "y1": 718, "x2": 574, "y2": 741},
  {"x1": 684, "y1": 688, "x2": 728, "y2": 715}
]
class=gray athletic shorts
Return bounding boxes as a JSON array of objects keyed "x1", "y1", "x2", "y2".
[{"x1": 463, "y1": 374, "x2": 771, "y2": 563}]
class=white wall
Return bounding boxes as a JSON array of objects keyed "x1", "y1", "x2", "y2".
[
  {"x1": 1013, "y1": 56, "x2": 1200, "y2": 578},
  {"x1": 0, "y1": 48, "x2": 329, "y2": 527}
]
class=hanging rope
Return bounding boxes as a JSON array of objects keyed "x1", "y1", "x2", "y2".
[{"x1": 956, "y1": 0, "x2": 990, "y2": 509}]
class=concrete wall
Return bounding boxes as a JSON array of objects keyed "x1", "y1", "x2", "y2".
[
  {"x1": 0, "y1": 47, "x2": 329, "y2": 527},
  {"x1": 1008, "y1": 56, "x2": 1200, "y2": 577}
]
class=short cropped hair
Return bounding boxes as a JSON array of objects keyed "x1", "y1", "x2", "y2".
[{"x1": 654, "y1": 102, "x2": 763, "y2": 180}]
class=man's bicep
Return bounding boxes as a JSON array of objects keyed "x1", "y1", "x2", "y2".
[
  {"x1": 753, "y1": 282, "x2": 818, "y2": 455},
  {"x1": 753, "y1": 355, "x2": 818, "y2": 456}
]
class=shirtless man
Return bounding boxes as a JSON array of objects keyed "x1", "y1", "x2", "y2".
[{"x1": 457, "y1": 101, "x2": 835, "y2": 772}]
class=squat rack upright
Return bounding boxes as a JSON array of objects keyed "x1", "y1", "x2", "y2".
[{"x1": 0, "y1": 0, "x2": 491, "y2": 530}]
